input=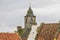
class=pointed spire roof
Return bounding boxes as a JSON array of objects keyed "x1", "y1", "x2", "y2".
[{"x1": 26, "y1": 5, "x2": 34, "y2": 16}]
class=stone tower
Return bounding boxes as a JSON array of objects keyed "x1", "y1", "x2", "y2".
[{"x1": 25, "y1": 6, "x2": 37, "y2": 29}]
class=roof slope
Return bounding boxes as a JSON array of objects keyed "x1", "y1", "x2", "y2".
[
  {"x1": 0, "y1": 33, "x2": 22, "y2": 40},
  {"x1": 36, "y1": 23, "x2": 59, "y2": 40}
]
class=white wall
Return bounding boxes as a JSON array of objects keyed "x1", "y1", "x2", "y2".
[{"x1": 27, "y1": 25, "x2": 38, "y2": 40}]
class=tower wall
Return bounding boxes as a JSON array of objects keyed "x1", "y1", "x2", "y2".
[{"x1": 25, "y1": 6, "x2": 37, "y2": 29}]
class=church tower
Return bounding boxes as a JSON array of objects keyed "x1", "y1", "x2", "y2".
[{"x1": 25, "y1": 6, "x2": 37, "y2": 29}]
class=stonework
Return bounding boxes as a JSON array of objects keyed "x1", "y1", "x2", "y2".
[
  {"x1": 17, "y1": 6, "x2": 37, "y2": 40},
  {"x1": 25, "y1": 6, "x2": 37, "y2": 29}
]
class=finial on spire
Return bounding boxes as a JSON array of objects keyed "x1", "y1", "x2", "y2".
[{"x1": 29, "y1": 3, "x2": 31, "y2": 8}]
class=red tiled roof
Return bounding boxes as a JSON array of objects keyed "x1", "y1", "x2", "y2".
[
  {"x1": 37, "y1": 23, "x2": 59, "y2": 40},
  {"x1": 0, "y1": 33, "x2": 22, "y2": 40}
]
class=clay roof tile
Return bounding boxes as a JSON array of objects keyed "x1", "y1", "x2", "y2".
[{"x1": 0, "y1": 33, "x2": 22, "y2": 40}]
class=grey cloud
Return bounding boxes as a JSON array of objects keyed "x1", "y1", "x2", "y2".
[{"x1": 0, "y1": 0, "x2": 60, "y2": 32}]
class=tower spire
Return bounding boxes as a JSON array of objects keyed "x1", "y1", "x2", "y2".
[
  {"x1": 29, "y1": 3, "x2": 31, "y2": 8},
  {"x1": 29, "y1": 3, "x2": 32, "y2": 10}
]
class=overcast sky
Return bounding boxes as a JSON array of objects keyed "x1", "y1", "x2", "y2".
[{"x1": 0, "y1": 0, "x2": 60, "y2": 32}]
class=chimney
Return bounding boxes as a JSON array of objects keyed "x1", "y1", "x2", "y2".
[{"x1": 17, "y1": 26, "x2": 22, "y2": 31}]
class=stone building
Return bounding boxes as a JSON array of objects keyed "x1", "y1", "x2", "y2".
[
  {"x1": 17, "y1": 6, "x2": 37, "y2": 40},
  {"x1": 25, "y1": 6, "x2": 37, "y2": 29}
]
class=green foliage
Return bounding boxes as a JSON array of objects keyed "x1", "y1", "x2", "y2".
[{"x1": 18, "y1": 29, "x2": 24, "y2": 36}]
